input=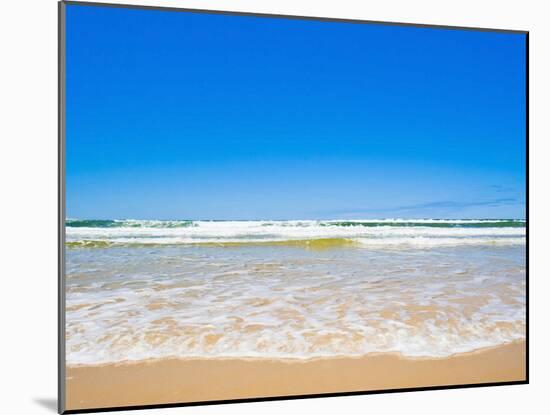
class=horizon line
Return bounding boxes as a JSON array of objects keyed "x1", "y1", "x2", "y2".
[{"x1": 65, "y1": 217, "x2": 527, "y2": 221}]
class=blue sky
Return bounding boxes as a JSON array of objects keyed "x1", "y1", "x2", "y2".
[{"x1": 66, "y1": 5, "x2": 526, "y2": 220}]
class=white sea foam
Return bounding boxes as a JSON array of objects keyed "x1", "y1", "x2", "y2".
[
  {"x1": 66, "y1": 219, "x2": 525, "y2": 248},
  {"x1": 354, "y1": 236, "x2": 524, "y2": 247},
  {"x1": 65, "y1": 239, "x2": 526, "y2": 365}
]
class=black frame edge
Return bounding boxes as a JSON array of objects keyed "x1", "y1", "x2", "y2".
[
  {"x1": 525, "y1": 31, "x2": 530, "y2": 384},
  {"x1": 62, "y1": 0, "x2": 528, "y2": 34},
  {"x1": 63, "y1": 381, "x2": 528, "y2": 414},
  {"x1": 58, "y1": 1, "x2": 67, "y2": 414}
]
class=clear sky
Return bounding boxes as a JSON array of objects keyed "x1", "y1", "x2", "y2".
[{"x1": 66, "y1": 4, "x2": 526, "y2": 220}]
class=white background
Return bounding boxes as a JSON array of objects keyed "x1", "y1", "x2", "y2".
[{"x1": 0, "y1": 0, "x2": 547, "y2": 414}]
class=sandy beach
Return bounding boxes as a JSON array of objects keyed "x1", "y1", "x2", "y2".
[
  {"x1": 65, "y1": 220, "x2": 526, "y2": 411},
  {"x1": 66, "y1": 340, "x2": 525, "y2": 410}
]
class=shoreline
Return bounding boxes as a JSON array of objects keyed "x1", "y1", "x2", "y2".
[
  {"x1": 66, "y1": 340, "x2": 526, "y2": 410},
  {"x1": 66, "y1": 339, "x2": 525, "y2": 367}
]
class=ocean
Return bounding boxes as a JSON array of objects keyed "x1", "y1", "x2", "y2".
[{"x1": 65, "y1": 219, "x2": 526, "y2": 365}]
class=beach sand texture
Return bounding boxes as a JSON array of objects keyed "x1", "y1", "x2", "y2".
[{"x1": 66, "y1": 341, "x2": 526, "y2": 410}]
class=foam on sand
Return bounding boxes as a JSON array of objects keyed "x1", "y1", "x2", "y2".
[{"x1": 65, "y1": 223, "x2": 526, "y2": 365}]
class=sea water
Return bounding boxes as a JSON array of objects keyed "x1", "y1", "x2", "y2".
[{"x1": 65, "y1": 219, "x2": 526, "y2": 365}]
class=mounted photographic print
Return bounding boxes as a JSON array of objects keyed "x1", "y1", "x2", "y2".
[{"x1": 59, "y1": 1, "x2": 528, "y2": 413}]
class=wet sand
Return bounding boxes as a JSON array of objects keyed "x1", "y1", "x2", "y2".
[{"x1": 66, "y1": 340, "x2": 525, "y2": 411}]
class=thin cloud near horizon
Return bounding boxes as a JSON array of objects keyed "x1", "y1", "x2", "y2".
[{"x1": 318, "y1": 197, "x2": 525, "y2": 219}]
